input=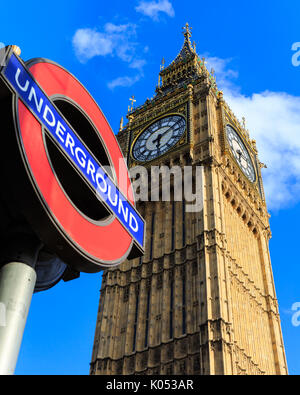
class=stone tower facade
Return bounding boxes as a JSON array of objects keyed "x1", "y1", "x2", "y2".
[{"x1": 90, "y1": 25, "x2": 288, "y2": 375}]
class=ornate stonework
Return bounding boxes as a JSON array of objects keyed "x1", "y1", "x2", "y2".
[{"x1": 90, "y1": 25, "x2": 288, "y2": 375}]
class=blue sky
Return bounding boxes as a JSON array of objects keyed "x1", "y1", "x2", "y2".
[{"x1": 0, "y1": 0, "x2": 300, "y2": 374}]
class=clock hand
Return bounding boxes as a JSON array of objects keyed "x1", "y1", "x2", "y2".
[
  {"x1": 236, "y1": 149, "x2": 242, "y2": 160},
  {"x1": 153, "y1": 133, "x2": 163, "y2": 148},
  {"x1": 236, "y1": 149, "x2": 247, "y2": 162},
  {"x1": 153, "y1": 118, "x2": 182, "y2": 143}
]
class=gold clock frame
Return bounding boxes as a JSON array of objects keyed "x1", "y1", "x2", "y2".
[
  {"x1": 130, "y1": 112, "x2": 188, "y2": 165},
  {"x1": 224, "y1": 120, "x2": 258, "y2": 186}
]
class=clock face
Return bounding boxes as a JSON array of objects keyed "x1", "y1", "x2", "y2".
[
  {"x1": 226, "y1": 124, "x2": 256, "y2": 182},
  {"x1": 132, "y1": 115, "x2": 186, "y2": 162}
]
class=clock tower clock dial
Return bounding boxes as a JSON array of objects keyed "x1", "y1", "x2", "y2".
[
  {"x1": 226, "y1": 124, "x2": 256, "y2": 182},
  {"x1": 132, "y1": 115, "x2": 186, "y2": 162}
]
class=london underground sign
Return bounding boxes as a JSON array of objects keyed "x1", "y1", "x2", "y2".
[{"x1": 0, "y1": 46, "x2": 145, "y2": 273}]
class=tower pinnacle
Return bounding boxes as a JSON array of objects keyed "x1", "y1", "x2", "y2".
[{"x1": 182, "y1": 22, "x2": 192, "y2": 42}]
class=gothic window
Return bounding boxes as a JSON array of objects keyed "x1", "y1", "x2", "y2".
[
  {"x1": 169, "y1": 254, "x2": 175, "y2": 267},
  {"x1": 170, "y1": 277, "x2": 174, "y2": 339},
  {"x1": 135, "y1": 283, "x2": 140, "y2": 295},
  {"x1": 154, "y1": 348, "x2": 161, "y2": 364},
  {"x1": 182, "y1": 199, "x2": 186, "y2": 246},
  {"x1": 167, "y1": 343, "x2": 174, "y2": 359},
  {"x1": 158, "y1": 258, "x2": 164, "y2": 271},
  {"x1": 182, "y1": 269, "x2": 186, "y2": 335},
  {"x1": 157, "y1": 273, "x2": 163, "y2": 289},
  {"x1": 128, "y1": 356, "x2": 135, "y2": 372},
  {"x1": 132, "y1": 287, "x2": 140, "y2": 352},
  {"x1": 144, "y1": 288, "x2": 151, "y2": 348},
  {"x1": 192, "y1": 260, "x2": 198, "y2": 275},
  {"x1": 166, "y1": 364, "x2": 173, "y2": 375},
  {"x1": 180, "y1": 338, "x2": 187, "y2": 354},
  {"x1": 171, "y1": 201, "x2": 175, "y2": 251},
  {"x1": 150, "y1": 212, "x2": 155, "y2": 260},
  {"x1": 193, "y1": 355, "x2": 200, "y2": 373},
  {"x1": 146, "y1": 277, "x2": 152, "y2": 288},
  {"x1": 141, "y1": 352, "x2": 148, "y2": 368},
  {"x1": 179, "y1": 360, "x2": 186, "y2": 374},
  {"x1": 123, "y1": 286, "x2": 130, "y2": 302},
  {"x1": 115, "y1": 360, "x2": 122, "y2": 375},
  {"x1": 147, "y1": 262, "x2": 153, "y2": 276}
]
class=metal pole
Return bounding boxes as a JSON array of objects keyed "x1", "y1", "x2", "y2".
[{"x1": 0, "y1": 262, "x2": 36, "y2": 375}]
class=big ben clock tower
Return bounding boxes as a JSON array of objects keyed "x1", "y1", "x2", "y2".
[{"x1": 90, "y1": 24, "x2": 288, "y2": 375}]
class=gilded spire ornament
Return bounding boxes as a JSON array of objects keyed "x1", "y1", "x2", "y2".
[
  {"x1": 242, "y1": 117, "x2": 246, "y2": 129},
  {"x1": 158, "y1": 58, "x2": 165, "y2": 87},
  {"x1": 128, "y1": 95, "x2": 136, "y2": 113},
  {"x1": 119, "y1": 116, "x2": 124, "y2": 131},
  {"x1": 183, "y1": 22, "x2": 192, "y2": 42}
]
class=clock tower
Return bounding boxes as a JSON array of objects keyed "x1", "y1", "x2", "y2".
[{"x1": 90, "y1": 24, "x2": 288, "y2": 375}]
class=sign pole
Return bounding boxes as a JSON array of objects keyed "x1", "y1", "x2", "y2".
[
  {"x1": 0, "y1": 227, "x2": 42, "y2": 375},
  {"x1": 0, "y1": 262, "x2": 36, "y2": 375}
]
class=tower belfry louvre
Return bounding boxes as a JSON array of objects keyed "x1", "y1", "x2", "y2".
[{"x1": 90, "y1": 24, "x2": 288, "y2": 375}]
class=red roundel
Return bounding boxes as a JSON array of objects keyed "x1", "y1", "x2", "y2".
[{"x1": 16, "y1": 59, "x2": 135, "y2": 271}]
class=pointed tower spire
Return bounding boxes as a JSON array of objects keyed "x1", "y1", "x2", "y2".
[
  {"x1": 172, "y1": 22, "x2": 195, "y2": 64},
  {"x1": 119, "y1": 116, "x2": 124, "y2": 131},
  {"x1": 156, "y1": 24, "x2": 217, "y2": 96}
]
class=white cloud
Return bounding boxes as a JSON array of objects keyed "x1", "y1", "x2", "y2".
[
  {"x1": 129, "y1": 58, "x2": 147, "y2": 70},
  {"x1": 104, "y1": 22, "x2": 136, "y2": 35},
  {"x1": 207, "y1": 56, "x2": 300, "y2": 211},
  {"x1": 72, "y1": 28, "x2": 113, "y2": 61},
  {"x1": 107, "y1": 58, "x2": 146, "y2": 90},
  {"x1": 135, "y1": 0, "x2": 175, "y2": 20},
  {"x1": 202, "y1": 55, "x2": 239, "y2": 93},
  {"x1": 72, "y1": 23, "x2": 137, "y2": 63},
  {"x1": 73, "y1": 22, "x2": 146, "y2": 89},
  {"x1": 107, "y1": 75, "x2": 141, "y2": 90}
]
